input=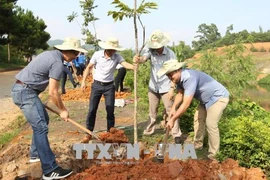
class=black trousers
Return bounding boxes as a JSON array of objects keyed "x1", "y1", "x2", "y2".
[
  {"x1": 115, "y1": 68, "x2": 127, "y2": 92},
  {"x1": 86, "y1": 81, "x2": 115, "y2": 132},
  {"x1": 61, "y1": 65, "x2": 76, "y2": 94}
]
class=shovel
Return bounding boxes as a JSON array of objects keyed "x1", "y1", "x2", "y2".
[
  {"x1": 144, "y1": 127, "x2": 170, "y2": 164},
  {"x1": 44, "y1": 104, "x2": 102, "y2": 141}
]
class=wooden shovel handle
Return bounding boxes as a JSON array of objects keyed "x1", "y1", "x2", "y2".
[
  {"x1": 161, "y1": 128, "x2": 170, "y2": 155},
  {"x1": 44, "y1": 104, "x2": 101, "y2": 141}
]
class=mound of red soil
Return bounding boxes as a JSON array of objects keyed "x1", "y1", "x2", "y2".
[
  {"x1": 67, "y1": 158, "x2": 266, "y2": 180},
  {"x1": 98, "y1": 128, "x2": 129, "y2": 143}
]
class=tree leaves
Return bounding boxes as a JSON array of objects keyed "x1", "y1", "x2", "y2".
[{"x1": 108, "y1": 0, "x2": 157, "y2": 22}]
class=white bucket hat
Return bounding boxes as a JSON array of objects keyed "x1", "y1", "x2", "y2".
[
  {"x1": 157, "y1": 59, "x2": 187, "y2": 77},
  {"x1": 98, "y1": 37, "x2": 124, "y2": 51},
  {"x1": 54, "y1": 37, "x2": 87, "y2": 53},
  {"x1": 147, "y1": 30, "x2": 170, "y2": 49}
]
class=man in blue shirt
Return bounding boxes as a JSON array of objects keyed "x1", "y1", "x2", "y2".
[
  {"x1": 157, "y1": 59, "x2": 229, "y2": 160},
  {"x1": 11, "y1": 38, "x2": 87, "y2": 179}
]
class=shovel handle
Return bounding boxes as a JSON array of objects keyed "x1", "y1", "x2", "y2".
[
  {"x1": 44, "y1": 104, "x2": 102, "y2": 141},
  {"x1": 161, "y1": 128, "x2": 170, "y2": 155}
]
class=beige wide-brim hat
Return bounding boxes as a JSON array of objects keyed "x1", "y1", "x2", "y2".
[
  {"x1": 98, "y1": 37, "x2": 124, "y2": 51},
  {"x1": 147, "y1": 30, "x2": 170, "y2": 49},
  {"x1": 54, "y1": 37, "x2": 88, "y2": 53},
  {"x1": 157, "y1": 59, "x2": 187, "y2": 77}
]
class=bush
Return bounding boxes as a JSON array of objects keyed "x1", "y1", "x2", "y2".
[
  {"x1": 218, "y1": 100, "x2": 270, "y2": 174},
  {"x1": 250, "y1": 46, "x2": 259, "y2": 52},
  {"x1": 218, "y1": 115, "x2": 270, "y2": 172},
  {"x1": 260, "y1": 47, "x2": 267, "y2": 52},
  {"x1": 259, "y1": 74, "x2": 270, "y2": 85}
]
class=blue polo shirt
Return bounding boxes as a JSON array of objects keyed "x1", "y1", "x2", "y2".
[
  {"x1": 15, "y1": 50, "x2": 64, "y2": 92},
  {"x1": 143, "y1": 46, "x2": 176, "y2": 93},
  {"x1": 177, "y1": 68, "x2": 229, "y2": 109},
  {"x1": 90, "y1": 50, "x2": 124, "y2": 82}
]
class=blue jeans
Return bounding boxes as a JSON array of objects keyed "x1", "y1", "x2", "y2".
[
  {"x1": 11, "y1": 83, "x2": 58, "y2": 174},
  {"x1": 86, "y1": 81, "x2": 115, "y2": 132}
]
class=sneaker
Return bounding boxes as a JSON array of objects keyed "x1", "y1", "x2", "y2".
[
  {"x1": 143, "y1": 126, "x2": 155, "y2": 135},
  {"x1": 42, "y1": 167, "x2": 73, "y2": 180},
  {"x1": 29, "y1": 157, "x2": 40, "y2": 163},
  {"x1": 81, "y1": 134, "x2": 92, "y2": 143}
]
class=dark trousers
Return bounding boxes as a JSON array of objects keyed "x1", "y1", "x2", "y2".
[
  {"x1": 115, "y1": 68, "x2": 127, "y2": 92},
  {"x1": 61, "y1": 65, "x2": 76, "y2": 94},
  {"x1": 86, "y1": 81, "x2": 115, "y2": 132},
  {"x1": 76, "y1": 63, "x2": 85, "y2": 76}
]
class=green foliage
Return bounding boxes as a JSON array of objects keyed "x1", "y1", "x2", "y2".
[
  {"x1": 218, "y1": 99, "x2": 270, "y2": 174},
  {"x1": 179, "y1": 100, "x2": 198, "y2": 133},
  {"x1": 0, "y1": 45, "x2": 25, "y2": 63},
  {"x1": 119, "y1": 49, "x2": 134, "y2": 63},
  {"x1": 0, "y1": 0, "x2": 18, "y2": 45},
  {"x1": 218, "y1": 114, "x2": 270, "y2": 172},
  {"x1": 125, "y1": 62, "x2": 150, "y2": 102},
  {"x1": 0, "y1": 115, "x2": 26, "y2": 148},
  {"x1": 9, "y1": 7, "x2": 50, "y2": 59},
  {"x1": 258, "y1": 74, "x2": 270, "y2": 85},
  {"x1": 198, "y1": 42, "x2": 257, "y2": 99},
  {"x1": 0, "y1": 45, "x2": 8, "y2": 62},
  {"x1": 68, "y1": 0, "x2": 99, "y2": 49},
  {"x1": 224, "y1": 99, "x2": 267, "y2": 120},
  {"x1": 192, "y1": 23, "x2": 270, "y2": 51},
  {"x1": 250, "y1": 46, "x2": 259, "y2": 52},
  {"x1": 170, "y1": 41, "x2": 195, "y2": 61},
  {"x1": 192, "y1": 23, "x2": 221, "y2": 51},
  {"x1": 108, "y1": 0, "x2": 158, "y2": 21}
]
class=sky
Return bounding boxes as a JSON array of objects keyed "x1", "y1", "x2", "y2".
[{"x1": 17, "y1": 0, "x2": 270, "y2": 49}]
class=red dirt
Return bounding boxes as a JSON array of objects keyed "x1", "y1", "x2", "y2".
[
  {"x1": 67, "y1": 158, "x2": 266, "y2": 180},
  {"x1": 98, "y1": 127, "x2": 129, "y2": 143},
  {"x1": 61, "y1": 76, "x2": 131, "y2": 101}
]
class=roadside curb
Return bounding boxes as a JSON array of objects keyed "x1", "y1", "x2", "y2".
[{"x1": 0, "y1": 67, "x2": 23, "y2": 73}]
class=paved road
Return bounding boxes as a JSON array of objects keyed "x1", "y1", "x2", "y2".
[{"x1": 0, "y1": 70, "x2": 19, "y2": 99}]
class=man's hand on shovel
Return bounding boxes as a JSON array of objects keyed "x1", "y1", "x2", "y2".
[
  {"x1": 166, "y1": 119, "x2": 174, "y2": 130},
  {"x1": 59, "y1": 110, "x2": 69, "y2": 122},
  {"x1": 43, "y1": 104, "x2": 102, "y2": 141}
]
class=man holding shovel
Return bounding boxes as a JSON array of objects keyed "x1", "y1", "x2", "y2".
[
  {"x1": 133, "y1": 30, "x2": 183, "y2": 144},
  {"x1": 81, "y1": 37, "x2": 135, "y2": 143},
  {"x1": 11, "y1": 38, "x2": 87, "y2": 180},
  {"x1": 157, "y1": 59, "x2": 229, "y2": 160}
]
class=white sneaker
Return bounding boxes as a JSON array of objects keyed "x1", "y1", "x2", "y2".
[{"x1": 29, "y1": 157, "x2": 40, "y2": 163}]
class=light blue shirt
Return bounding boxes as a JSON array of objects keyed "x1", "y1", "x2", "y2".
[
  {"x1": 177, "y1": 69, "x2": 229, "y2": 109},
  {"x1": 90, "y1": 50, "x2": 124, "y2": 82},
  {"x1": 143, "y1": 46, "x2": 176, "y2": 93}
]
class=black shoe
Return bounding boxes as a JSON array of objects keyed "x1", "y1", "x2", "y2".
[
  {"x1": 42, "y1": 167, "x2": 73, "y2": 180},
  {"x1": 174, "y1": 135, "x2": 186, "y2": 144}
]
